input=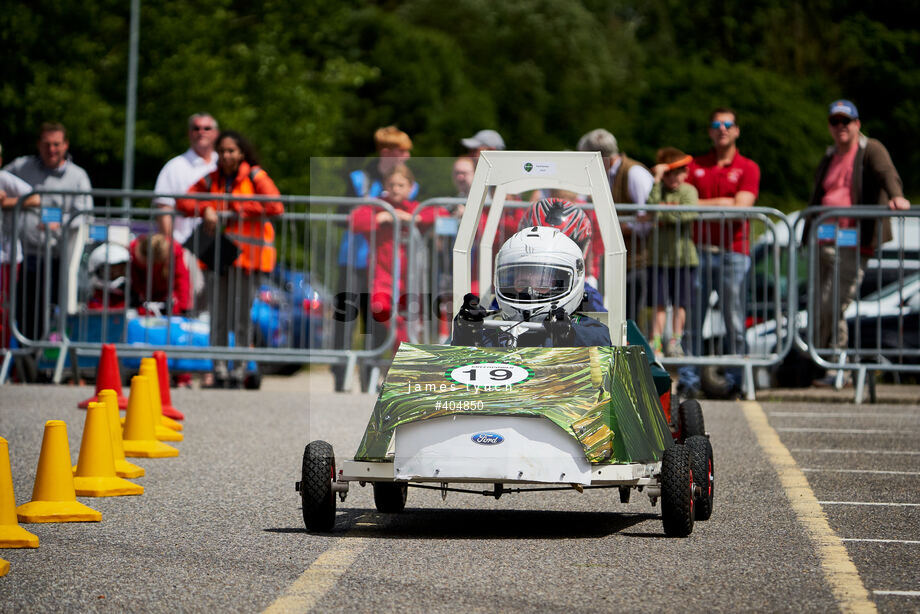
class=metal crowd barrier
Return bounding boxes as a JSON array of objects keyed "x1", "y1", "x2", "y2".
[
  {"x1": 2, "y1": 188, "x2": 916, "y2": 403},
  {"x1": 801, "y1": 207, "x2": 920, "y2": 402},
  {"x1": 0, "y1": 189, "x2": 406, "y2": 390}
]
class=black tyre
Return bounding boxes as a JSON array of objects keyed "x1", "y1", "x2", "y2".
[
  {"x1": 373, "y1": 482, "x2": 408, "y2": 513},
  {"x1": 261, "y1": 362, "x2": 302, "y2": 376},
  {"x1": 701, "y1": 365, "x2": 733, "y2": 399},
  {"x1": 678, "y1": 398, "x2": 705, "y2": 441},
  {"x1": 243, "y1": 369, "x2": 262, "y2": 390},
  {"x1": 661, "y1": 443, "x2": 694, "y2": 537},
  {"x1": 685, "y1": 435, "x2": 714, "y2": 521},
  {"x1": 301, "y1": 440, "x2": 336, "y2": 532}
]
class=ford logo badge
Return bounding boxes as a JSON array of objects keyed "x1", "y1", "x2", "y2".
[{"x1": 471, "y1": 432, "x2": 504, "y2": 445}]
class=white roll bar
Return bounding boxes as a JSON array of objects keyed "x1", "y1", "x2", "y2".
[{"x1": 451, "y1": 151, "x2": 627, "y2": 345}]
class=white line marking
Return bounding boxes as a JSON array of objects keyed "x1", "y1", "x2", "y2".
[
  {"x1": 873, "y1": 590, "x2": 920, "y2": 597},
  {"x1": 741, "y1": 401, "x2": 877, "y2": 613},
  {"x1": 792, "y1": 449, "x2": 920, "y2": 456},
  {"x1": 842, "y1": 538, "x2": 920, "y2": 545},
  {"x1": 819, "y1": 501, "x2": 920, "y2": 507},
  {"x1": 263, "y1": 536, "x2": 370, "y2": 613},
  {"x1": 802, "y1": 468, "x2": 920, "y2": 476},
  {"x1": 776, "y1": 427, "x2": 903, "y2": 434},
  {"x1": 770, "y1": 412, "x2": 916, "y2": 419}
]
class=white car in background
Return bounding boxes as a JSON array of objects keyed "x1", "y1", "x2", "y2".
[{"x1": 746, "y1": 271, "x2": 920, "y2": 362}]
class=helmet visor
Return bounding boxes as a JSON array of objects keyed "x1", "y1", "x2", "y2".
[{"x1": 496, "y1": 264, "x2": 573, "y2": 304}]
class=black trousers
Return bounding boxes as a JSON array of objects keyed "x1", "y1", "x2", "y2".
[{"x1": 16, "y1": 254, "x2": 60, "y2": 342}]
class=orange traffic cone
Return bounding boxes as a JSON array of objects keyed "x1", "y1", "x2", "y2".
[
  {"x1": 0, "y1": 438, "x2": 39, "y2": 547},
  {"x1": 79, "y1": 343, "x2": 128, "y2": 410},
  {"x1": 100, "y1": 389, "x2": 144, "y2": 478},
  {"x1": 139, "y1": 359, "x2": 183, "y2": 438},
  {"x1": 16, "y1": 421, "x2": 101, "y2": 523},
  {"x1": 73, "y1": 403, "x2": 144, "y2": 497},
  {"x1": 154, "y1": 351, "x2": 184, "y2": 421},
  {"x1": 122, "y1": 376, "x2": 178, "y2": 458}
]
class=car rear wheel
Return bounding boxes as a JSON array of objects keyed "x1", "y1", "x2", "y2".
[
  {"x1": 685, "y1": 435, "x2": 714, "y2": 521},
  {"x1": 373, "y1": 482, "x2": 408, "y2": 513},
  {"x1": 661, "y1": 443, "x2": 694, "y2": 537},
  {"x1": 678, "y1": 399, "x2": 705, "y2": 441},
  {"x1": 301, "y1": 440, "x2": 336, "y2": 532}
]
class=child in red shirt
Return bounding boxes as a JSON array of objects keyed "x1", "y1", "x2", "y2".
[
  {"x1": 349, "y1": 164, "x2": 445, "y2": 344},
  {"x1": 130, "y1": 233, "x2": 191, "y2": 315}
]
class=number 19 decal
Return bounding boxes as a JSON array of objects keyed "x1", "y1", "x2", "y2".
[{"x1": 446, "y1": 363, "x2": 532, "y2": 387}]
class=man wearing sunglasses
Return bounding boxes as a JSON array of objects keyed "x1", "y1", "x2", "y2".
[
  {"x1": 152, "y1": 113, "x2": 219, "y2": 313},
  {"x1": 153, "y1": 113, "x2": 219, "y2": 244},
  {"x1": 678, "y1": 107, "x2": 760, "y2": 400},
  {"x1": 806, "y1": 99, "x2": 910, "y2": 387}
]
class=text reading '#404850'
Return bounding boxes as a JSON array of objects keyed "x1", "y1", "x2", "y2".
[
  {"x1": 446, "y1": 363, "x2": 532, "y2": 388},
  {"x1": 434, "y1": 400, "x2": 484, "y2": 411}
]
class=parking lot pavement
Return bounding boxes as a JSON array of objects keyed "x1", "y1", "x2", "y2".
[
  {"x1": 1, "y1": 374, "x2": 917, "y2": 612},
  {"x1": 760, "y1": 382, "x2": 920, "y2": 406},
  {"x1": 765, "y1": 400, "x2": 920, "y2": 613}
]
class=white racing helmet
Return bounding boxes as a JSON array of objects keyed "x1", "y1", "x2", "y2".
[
  {"x1": 88, "y1": 243, "x2": 130, "y2": 292},
  {"x1": 494, "y1": 226, "x2": 585, "y2": 321}
]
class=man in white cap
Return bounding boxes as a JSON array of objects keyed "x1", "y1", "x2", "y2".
[{"x1": 461, "y1": 129, "x2": 506, "y2": 162}]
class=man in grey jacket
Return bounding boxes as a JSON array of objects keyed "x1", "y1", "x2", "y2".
[
  {"x1": 807, "y1": 100, "x2": 910, "y2": 385},
  {"x1": 4, "y1": 122, "x2": 93, "y2": 340}
]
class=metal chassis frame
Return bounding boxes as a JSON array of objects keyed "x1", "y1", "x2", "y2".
[{"x1": 338, "y1": 459, "x2": 662, "y2": 488}]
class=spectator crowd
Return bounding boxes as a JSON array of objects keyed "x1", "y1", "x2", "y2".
[{"x1": 0, "y1": 100, "x2": 912, "y2": 395}]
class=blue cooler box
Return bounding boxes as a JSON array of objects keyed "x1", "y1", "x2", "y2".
[{"x1": 125, "y1": 316, "x2": 213, "y2": 371}]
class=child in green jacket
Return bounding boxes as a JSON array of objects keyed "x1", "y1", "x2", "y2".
[{"x1": 648, "y1": 147, "x2": 699, "y2": 358}]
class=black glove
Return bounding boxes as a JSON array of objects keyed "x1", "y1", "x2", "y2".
[
  {"x1": 457, "y1": 293, "x2": 487, "y2": 322},
  {"x1": 543, "y1": 306, "x2": 576, "y2": 346},
  {"x1": 452, "y1": 293, "x2": 487, "y2": 345}
]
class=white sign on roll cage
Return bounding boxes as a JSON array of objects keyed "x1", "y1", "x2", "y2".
[{"x1": 451, "y1": 150, "x2": 628, "y2": 346}]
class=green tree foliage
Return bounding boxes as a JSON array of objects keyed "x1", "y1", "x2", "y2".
[
  {"x1": 1, "y1": 0, "x2": 916, "y2": 208},
  {"x1": 1, "y1": 0, "x2": 374, "y2": 193}
]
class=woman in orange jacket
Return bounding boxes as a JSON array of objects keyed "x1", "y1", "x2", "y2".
[{"x1": 176, "y1": 130, "x2": 283, "y2": 387}]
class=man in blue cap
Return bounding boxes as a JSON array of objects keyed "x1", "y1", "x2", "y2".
[{"x1": 807, "y1": 99, "x2": 911, "y2": 386}]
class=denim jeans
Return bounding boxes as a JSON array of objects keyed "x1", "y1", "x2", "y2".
[{"x1": 678, "y1": 249, "x2": 751, "y2": 392}]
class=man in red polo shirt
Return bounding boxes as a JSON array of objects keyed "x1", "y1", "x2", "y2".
[{"x1": 678, "y1": 107, "x2": 760, "y2": 399}]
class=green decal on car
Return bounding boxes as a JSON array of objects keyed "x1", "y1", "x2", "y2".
[{"x1": 354, "y1": 344, "x2": 670, "y2": 465}]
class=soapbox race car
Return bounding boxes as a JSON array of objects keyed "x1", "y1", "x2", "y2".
[{"x1": 296, "y1": 151, "x2": 714, "y2": 537}]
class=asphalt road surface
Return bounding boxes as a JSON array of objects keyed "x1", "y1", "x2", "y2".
[{"x1": 1, "y1": 373, "x2": 917, "y2": 613}]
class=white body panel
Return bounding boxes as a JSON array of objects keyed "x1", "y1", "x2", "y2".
[
  {"x1": 394, "y1": 414, "x2": 594, "y2": 485},
  {"x1": 339, "y1": 415, "x2": 662, "y2": 487}
]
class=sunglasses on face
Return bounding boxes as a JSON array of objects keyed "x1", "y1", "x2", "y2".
[
  {"x1": 191, "y1": 125, "x2": 215, "y2": 132},
  {"x1": 710, "y1": 120, "x2": 735, "y2": 130},
  {"x1": 829, "y1": 116, "x2": 853, "y2": 127}
]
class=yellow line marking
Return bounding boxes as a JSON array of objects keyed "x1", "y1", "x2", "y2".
[
  {"x1": 262, "y1": 536, "x2": 369, "y2": 614},
  {"x1": 741, "y1": 401, "x2": 878, "y2": 614}
]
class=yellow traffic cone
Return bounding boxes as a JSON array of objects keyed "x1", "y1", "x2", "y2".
[
  {"x1": 140, "y1": 359, "x2": 183, "y2": 433},
  {"x1": 0, "y1": 557, "x2": 8, "y2": 576},
  {"x1": 73, "y1": 403, "x2": 144, "y2": 497},
  {"x1": 122, "y1": 376, "x2": 178, "y2": 458},
  {"x1": 101, "y1": 389, "x2": 144, "y2": 478},
  {"x1": 16, "y1": 421, "x2": 101, "y2": 523},
  {"x1": 139, "y1": 360, "x2": 183, "y2": 441},
  {"x1": 0, "y1": 438, "x2": 39, "y2": 547}
]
